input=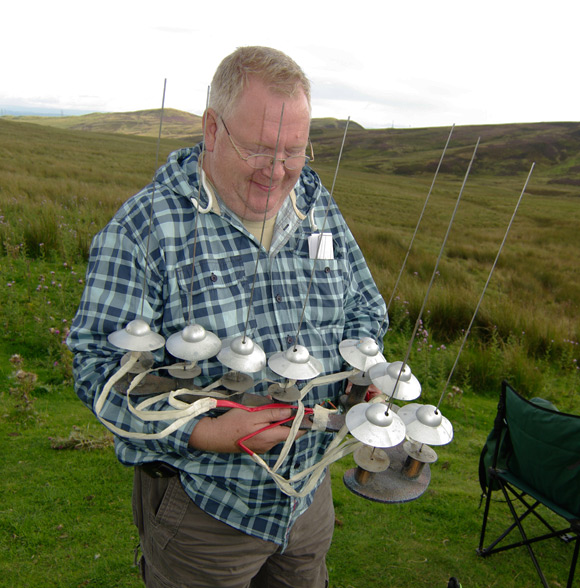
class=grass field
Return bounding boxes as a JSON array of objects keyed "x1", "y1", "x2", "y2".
[
  {"x1": 0, "y1": 115, "x2": 578, "y2": 587},
  {"x1": 2, "y1": 374, "x2": 576, "y2": 588}
]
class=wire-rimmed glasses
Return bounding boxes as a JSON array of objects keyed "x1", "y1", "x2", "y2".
[{"x1": 220, "y1": 117, "x2": 314, "y2": 171}]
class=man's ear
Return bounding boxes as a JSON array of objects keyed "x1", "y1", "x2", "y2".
[{"x1": 203, "y1": 109, "x2": 219, "y2": 151}]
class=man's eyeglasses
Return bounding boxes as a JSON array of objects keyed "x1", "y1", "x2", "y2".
[{"x1": 220, "y1": 117, "x2": 314, "y2": 171}]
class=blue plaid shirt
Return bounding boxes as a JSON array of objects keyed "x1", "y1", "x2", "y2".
[{"x1": 68, "y1": 143, "x2": 387, "y2": 548}]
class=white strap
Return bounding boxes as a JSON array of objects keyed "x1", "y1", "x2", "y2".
[{"x1": 96, "y1": 354, "x2": 364, "y2": 497}]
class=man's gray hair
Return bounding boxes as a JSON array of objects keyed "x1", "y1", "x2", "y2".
[{"x1": 209, "y1": 46, "x2": 311, "y2": 118}]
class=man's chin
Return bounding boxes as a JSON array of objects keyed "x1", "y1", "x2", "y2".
[{"x1": 245, "y1": 194, "x2": 284, "y2": 220}]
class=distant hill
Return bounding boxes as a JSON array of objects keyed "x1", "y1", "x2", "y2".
[
  {"x1": 311, "y1": 121, "x2": 580, "y2": 188},
  {"x1": 2, "y1": 108, "x2": 204, "y2": 140},
  {"x1": 4, "y1": 108, "x2": 364, "y2": 140},
  {"x1": 3, "y1": 109, "x2": 580, "y2": 189}
]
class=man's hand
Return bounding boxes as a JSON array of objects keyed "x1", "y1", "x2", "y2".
[{"x1": 188, "y1": 407, "x2": 304, "y2": 454}]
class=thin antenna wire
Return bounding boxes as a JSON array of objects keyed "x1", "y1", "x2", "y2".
[
  {"x1": 294, "y1": 118, "x2": 351, "y2": 347},
  {"x1": 387, "y1": 138, "x2": 481, "y2": 408},
  {"x1": 435, "y1": 162, "x2": 535, "y2": 410},
  {"x1": 186, "y1": 86, "x2": 211, "y2": 326},
  {"x1": 377, "y1": 124, "x2": 455, "y2": 337},
  {"x1": 241, "y1": 104, "x2": 286, "y2": 342},
  {"x1": 139, "y1": 79, "x2": 167, "y2": 319}
]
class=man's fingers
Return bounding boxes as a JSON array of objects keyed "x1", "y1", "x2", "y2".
[{"x1": 255, "y1": 407, "x2": 293, "y2": 424}]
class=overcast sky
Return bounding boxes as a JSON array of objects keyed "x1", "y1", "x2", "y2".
[{"x1": 2, "y1": 0, "x2": 578, "y2": 129}]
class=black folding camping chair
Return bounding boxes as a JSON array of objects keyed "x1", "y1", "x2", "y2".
[{"x1": 477, "y1": 380, "x2": 580, "y2": 587}]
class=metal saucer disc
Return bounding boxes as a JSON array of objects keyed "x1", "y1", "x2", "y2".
[
  {"x1": 166, "y1": 324, "x2": 221, "y2": 362},
  {"x1": 167, "y1": 363, "x2": 202, "y2": 379},
  {"x1": 268, "y1": 383, "x2": 302, "y2": 402},
  {"x1": 217, "y1": 335, "x2": 267, "y2": 373},
  {"x1": 403, "y1": 439, "x2": 438, "y2": 463},
  {"x1": 368, "y1": 360, "x2": 421, "y2": 401},
  {"x1": 397, "y1": 403, "x2": 454, "y2": 446},
  {"x1": 345, "y1": 402, "x2": 407, "y2": 448},
  {"x1": 268, "y1": 345, "x2": 323, "y2": 380},
  {"x1": 339, "y1": 338, "x2": 386, "y2": 372},
  {"x1": 354, "y1": 444, "x2": 391, "y2": 472},
  {"x1": 108, "y1": 318, "x2": 165, "y2": 351}
]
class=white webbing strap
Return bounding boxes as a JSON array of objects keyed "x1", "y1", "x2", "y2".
[
  {"x1": 298, "y1": 369, "x2": 358, "y2": 400},
  {"x1": 272, "y1": 400, "x2": 305, "y2": 472},
  {"x1": 96, "y1": 354, "x2": 361, "y2": 497},
  {"x1": 249, "y1": 435, "x2": 361, "y2": 498},
  {"x1": 311, "y1": 404, "x2": 332, "y2": 431},
  {"x1": 94, "y1": 352, "x2": 217, "y2": 440}
]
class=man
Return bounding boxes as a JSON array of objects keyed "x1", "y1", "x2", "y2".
[{"x1": 68, "y1": 46, "x2": 387, "y2": 587}]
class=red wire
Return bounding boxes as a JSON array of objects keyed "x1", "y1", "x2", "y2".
[
  {"x1": 215, "y1": 399, "x2": 305, "y2": 412},
  {"x1": 236, "y1": 416, "x2": 298, "y2": 456},
  {"x1": 213, "y1": 400, "x2": 314, "y2": 456}
]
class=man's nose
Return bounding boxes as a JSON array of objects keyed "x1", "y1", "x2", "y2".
[{"x1": 261, "y1": 158, "x2": 286, "y2": 180}]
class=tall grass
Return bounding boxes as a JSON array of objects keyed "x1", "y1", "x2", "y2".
[
  {"x1": 0, "y1": 119, "x2": 191, "y2": 262},
  {"x1": 314, "y1": 147, "x2": 579, "y2": 402}
]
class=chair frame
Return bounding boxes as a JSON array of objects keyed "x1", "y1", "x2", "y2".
[{"x1": 477, "y1": 380, "x2": 579, "y2": 588}]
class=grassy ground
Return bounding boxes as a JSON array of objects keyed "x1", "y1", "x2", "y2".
[{"x1": 2, "y1": 380, "x2": 577, "y2": 588}]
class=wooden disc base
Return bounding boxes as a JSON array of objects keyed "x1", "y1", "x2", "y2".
[
  {"x1": 221, "y1": 371, "x2": 254, "y2": 392},
  {"x1": 343, "y1": 443, "x2": 431, "y2": 503},
  {"x1": 167, "y1": 363, "x2": 202, "y2": 379},
  {"x1": 268, "y1": 383, "x2": 302, "y2": 402}
]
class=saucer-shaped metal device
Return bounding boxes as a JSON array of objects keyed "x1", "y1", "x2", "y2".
[
  {"x1": 397, "y1": 403, "x2": 454, "y2": 446},
  {"x1": 108, "y1": 318, "x2": 165, "y2": 352},
  {"x1": 345, "y1": 402, "x2": 407, "y2": 448},
  {"x1": 217, "y1": 335, "x2": 266, "y2": 374},
  {"x1": 368, "y1": 360, "x2": 421, "y2": 401},
  {"x1": 268, "y1": 345, "x2": 323, "y2": 380},
  {"x1": 339, "y1": 338, "x2": 386, "y2": 372},
  {"x1": 166, "y1": 324, "x2": 221, "y2": 362}
]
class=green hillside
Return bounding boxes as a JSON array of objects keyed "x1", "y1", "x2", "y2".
[
  {"x1": 2, "y1": 108, "x2": 204, "y2": 140},
  {"x1": 4, "y1": 108, "x2": 580, "y2": 190},
  {"x1": 313, "y1": 121, "x2": 580, "y2": 186}
]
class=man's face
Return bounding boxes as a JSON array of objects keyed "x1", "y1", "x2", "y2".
[{"x1": 203, "y1": 77, "x2": 311, "y2": 222}]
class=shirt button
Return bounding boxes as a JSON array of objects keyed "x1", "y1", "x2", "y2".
[
  {"x1": 210, "y1": 273, "x2": 218, "y2": 282},
  {"x1": 286, "y1": 336, "x2": 295, "y2": 345},
  {"x1": 294, "y1": 461, "x2": 302, "y2": 470},
  {"x1": 275, "y1": 294, "x2": 282, "y2": 303},
  {"x1": 324, "y1": 266, "x2": 331, "y2": 273}
]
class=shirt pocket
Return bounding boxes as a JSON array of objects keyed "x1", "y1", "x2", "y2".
[{"x1": 291, "y1": 254, "x2": 346, "y2": 333}]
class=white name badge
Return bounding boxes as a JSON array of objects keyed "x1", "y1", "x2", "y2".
[{"x1": 308, "y1": 232, "x2": 334, "y2": 260}]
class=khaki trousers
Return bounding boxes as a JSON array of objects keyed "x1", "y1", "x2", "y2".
[{"x1": 132, "y1": 467, "x2": 334, "y2": 588}]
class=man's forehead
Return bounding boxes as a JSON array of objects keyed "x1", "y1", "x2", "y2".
[
  {"x1": 229, "y1": 97, "x2": 309, "y2": 144},
  {"x1": 234, "y1": 78, "x2": 309, "y2": 114}
]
